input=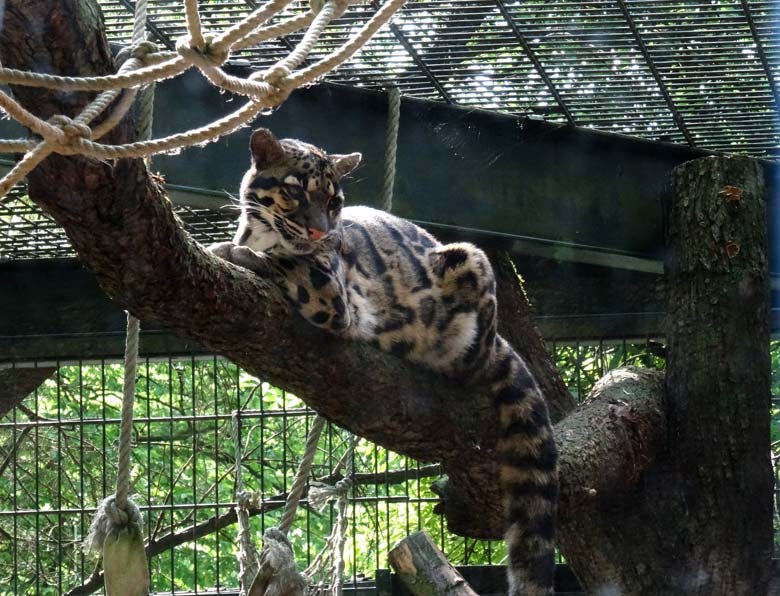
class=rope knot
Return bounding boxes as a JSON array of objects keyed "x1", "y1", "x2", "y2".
[
  {"x1": 130, "y1": 40, "x2": 160, "y2": 62},
  {"x1": 84, "y1": 495, "x2": 144, "y2": 552},
  {"x1": 307, "y1": 477, "x2": 352, "y2": 512},
  {"x1": 261, "y1": 64, "x2": 291, "y2": 88},
  {"x1": 176, "y1": 34, "x2": 230, "y2": 69},
  {"x1": 116, "y1": 41, "x2": 160, "y2": 68},
  {"x1": 248, "y1": 66, "x2": 293, "y2": 104},
  {"x1": 48, "y1": 115, "x2": 92, "y2": 143},
  {"x1": 105, "y1": 497, "x2": 131, "y2": 526},
  {"x1": 236, "y1": 489, "x2": 256, "y2": 509}
]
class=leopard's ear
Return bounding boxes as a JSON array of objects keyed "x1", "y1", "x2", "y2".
[
  {"x1": 331, "y1": 152, "x2": 361, "y2": 179},
  {"x1": 250, "y1": 128, "x2": 286, "y2": 168}
]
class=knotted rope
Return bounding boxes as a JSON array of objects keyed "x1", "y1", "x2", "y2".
[
  {"x1": 85, "y1": 314, "x2": 150, "y2": 596},
  {"x1": 233, "y1": 410, "x2": 356, "y2": 596},
  {"x1": 0, "y1": 0, "x2": 408, "y2": 203},
  {"x1": 304, "y1": 434, "x2": 356, "y2": 596},
  {"x1": 233, "y1": 412, "x2": 264, "y2": 594}
]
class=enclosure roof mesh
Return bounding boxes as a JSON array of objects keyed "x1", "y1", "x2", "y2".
[{"x1": 96, "y1": 0, "x2": 780, "y2": 157}]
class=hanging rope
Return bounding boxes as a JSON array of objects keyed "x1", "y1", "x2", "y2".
[
  {"x1": 0, "y1": 0, "x2": 409, "y2": 203},
  {"x1": 82, "y1": 7, "x2": 153, "y2": 594},
  {"x1": 278, "y1": 415, "x2": 327, "y2": 534},
  {"x1": 233, "y1": 411, "x2": 264, "y2": 595},
  {"x1": 85, "y1": 314, "x2": 149, "y2": 596},
  {"x1": 379, "y1": 86, "x2": 401, "y2": 212},
  {"x1": 233, "y1": 410, "x2": 357, "y2": 596},
  {"x1": 304, "y1": 434, "x2": 356, "y2": 596}
]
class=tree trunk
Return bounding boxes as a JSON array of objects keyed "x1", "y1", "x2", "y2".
[
  {"x1": 557, "y1": 156, "x2": 773, "y2": 596},
  {"x1": 664, "y1": 156, "x2": 772, "y2": 595},
  {"x1": 0, "y1": 2, "x2": 773, "y2": 594}
]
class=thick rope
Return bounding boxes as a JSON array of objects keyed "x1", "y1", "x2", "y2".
[
  {"x1": 241, "y1": 414, "x2": 326, "y2": 596},
  {"x1": 84, "y1": 9, "x2": 151, "y2": 580},
  {"x1": 304, "y1": 435, "x2": 356, "y2": 596},
  {"x1": 233, "y1": 411, "x2": 263, "y2": 595},
  {"x1": 132, "y1": 0, "x2": 150, "y2": 47},
  {"x1": 278, "y1": 415, "x2": 327, "y2": 535},
  {"x1": 379, "y1": 86, "x2": 401, "y2": 212},
  {"x1": 115, "y1": 313, "x2": 140, "y2": 511}
]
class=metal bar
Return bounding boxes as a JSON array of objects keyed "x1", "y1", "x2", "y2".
[
  {"x1": 493, "y1": 0, "x2": 576, "y2": 125},
  {"x1": 370, "y1": 1, "x2": 455, "y2": 104},
  {"x1": 739, "y1": 0, "x2": 780, "y2": 114},
  {"x1": 614, "y1": 0, "x2": 696, "y2": 146}
]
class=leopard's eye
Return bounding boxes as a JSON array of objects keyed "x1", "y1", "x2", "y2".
[
  {"x1": 284, "y1": 184, "x2": 307, "y2": 204},
  {"x1": 327, "y1": 196, "x2": 343, "y2": 213}
]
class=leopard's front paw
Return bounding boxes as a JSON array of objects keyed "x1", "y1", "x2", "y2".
[
  {"x1": 208, "y1": 242, "x2": 270, "y2": 275},
  {"x1": 208, "y1": 241, "x2": 236, "y2": 261}
]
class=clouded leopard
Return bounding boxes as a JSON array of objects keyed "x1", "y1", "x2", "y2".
[{"x1": 210, "y1": 128, "x2": 558, "y2": 596}]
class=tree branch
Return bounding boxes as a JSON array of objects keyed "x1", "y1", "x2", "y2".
[{"x1": 0, "y1": 367, "x2": 57, "y2": 418}]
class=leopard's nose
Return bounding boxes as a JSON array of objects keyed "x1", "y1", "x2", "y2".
[{"x1": 308, "y1": 228, "x2": 326, "y2": 241}]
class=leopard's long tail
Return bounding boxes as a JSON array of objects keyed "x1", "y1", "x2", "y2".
[{"x1": 488, "y1": 336, "x2": 558, "y2": 596}]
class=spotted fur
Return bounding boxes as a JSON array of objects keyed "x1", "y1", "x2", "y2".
[{"x1": 210, "y1": 128, "x2": 558, "y2": 596}]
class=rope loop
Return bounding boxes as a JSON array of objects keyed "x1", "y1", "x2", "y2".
[
  {"x1": 176, "y1": 33, "x2": 231, "y2": 70},
  {"x1": 133, "y1": 40, "x2": 160, "y2": 61},
  {"x1": 116, "y1": 40, "x2": 161, "y2": 68},
  {"x1": 236, "y1": 489, "x2": 256, "y2": 509},
  {"x1": 47, "y1": 114, "x2": 92, "y2": 143}
]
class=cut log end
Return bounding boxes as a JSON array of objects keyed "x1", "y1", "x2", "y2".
[{"x1": 388, "y1": 532, "x2": 479, "y2": 596}]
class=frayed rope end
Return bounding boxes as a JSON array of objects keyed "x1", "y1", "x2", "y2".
[
  {"x1": 85, "y1": 494, "x2": 145, "y2": 552},
  {"x1": 85, "y1": 495, "x2": 149, "y2": 596}
]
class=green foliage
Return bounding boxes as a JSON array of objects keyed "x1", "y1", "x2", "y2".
[{"x1": 1, "y1": 339, "x2": 770, "y2": 595}]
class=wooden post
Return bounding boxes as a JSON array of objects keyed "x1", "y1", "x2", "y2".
[
  {"x1": 388, "y1": 532, "x2": 478, "y2": 596},
  {"x1": 664, "y1": 155, "x2": 772, "y2": 595}
]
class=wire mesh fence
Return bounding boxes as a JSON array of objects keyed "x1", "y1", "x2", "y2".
[{"x1": 0, "y1": 338, "x2": 688, "y2": 596}]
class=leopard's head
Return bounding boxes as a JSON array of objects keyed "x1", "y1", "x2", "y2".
[{"x1": 233, "y1": 128, "x2": 361, "y2": 256}]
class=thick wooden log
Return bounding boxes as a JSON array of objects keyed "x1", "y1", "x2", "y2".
[
  {"x1": 664, "y1": 155, "x2": 772, "y2": 595},
  {"x1": 556, "y1": 155, "x2": 772, "y2": 596},
  {"x1": 388, "y1": 532, "x2": 478, "y2": 596}
]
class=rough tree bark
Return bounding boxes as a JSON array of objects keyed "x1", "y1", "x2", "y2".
[
  {"x1": 556, "y1": 157, "x2": 773, "y2": 596},
  {"x1": 0, "y1": 1, "x2": 773, "y2": 595}
]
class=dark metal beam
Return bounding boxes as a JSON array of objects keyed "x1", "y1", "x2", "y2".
[
  {"x1": 0, "y1": 257, "x2": 666, "y2": 364},
  {"x1": 739, "y1": 0, "x2": 780, "y2": 114},
  {"x1": 614, "y1": 0, "x2": 696, "y2": 147},
  {"x1": 493, "y1": 0, "x2": 576, "y2": 126},
  {"x1": 371, "y1": 1, "x2": 454, "y2": 104}
]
